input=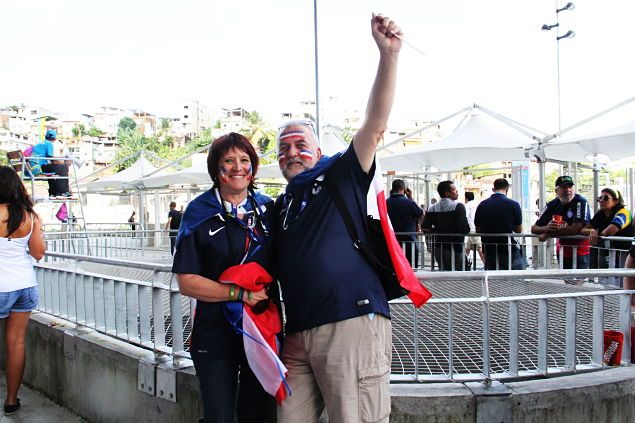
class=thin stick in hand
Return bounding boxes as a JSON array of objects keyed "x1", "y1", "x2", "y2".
[{"x1": 391, "y1": 32, "x2": 426, "y2": 57}]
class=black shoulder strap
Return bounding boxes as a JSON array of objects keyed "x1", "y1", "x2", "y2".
[
  {"x1": 325, "y1": 172, "x2": 362, "y2": 249},
  {"x1": 325, "y1": 172, "x2": 389, "y2": 272}
]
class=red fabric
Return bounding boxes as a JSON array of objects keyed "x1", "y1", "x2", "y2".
[
  {"x1": 244, "y1": 301, "x2": 287, "y2": 403},
  {"x1": 218, "y1": 262, "x2": 273, "y2": 290},
  {"x1": 376, "y1": 190, "x2": 432, "y2": 308},
  {"x1": 218, "y1": 262, "x2": 287, "y2": 403},
  {"x1": 556, "y1": 238, "x2": 591, "y2": 257}
]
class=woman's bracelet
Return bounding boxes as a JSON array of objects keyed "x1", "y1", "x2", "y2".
[
  {"x1": 237, "y1": 288, "x2": 245, "y2": 301},
  {"x1": 229, "y1": 284, "x2": 236, "y2": 301}
]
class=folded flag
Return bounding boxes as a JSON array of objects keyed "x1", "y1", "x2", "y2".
[{"x1": 219, "y1": 262, "x2": 289, "y2": 403}]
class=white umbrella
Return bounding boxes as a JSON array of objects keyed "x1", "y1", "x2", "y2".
[
  {"x1": 544, "y1": 119, "x2": 635, "y2": 162},
  {"x1": 138, "y1": 160, "x2": 210, "y2": 188},
  {"x1": 379, "y1": 113, "x2": 539, "y2": 172},
  {"x1": 85, "y1": 157, "x2": 169, "y2": 191},
  {"x1": 320, "y1": 127, "x2": 349, "y2": 156}
]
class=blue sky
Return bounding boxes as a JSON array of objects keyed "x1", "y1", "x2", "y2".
[{"x1": 2, "y1": 0, "x2": 634, "y2": 134}]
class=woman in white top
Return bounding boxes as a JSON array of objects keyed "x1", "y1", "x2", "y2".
[{"x1": 0, "y1": 166, "x2": 45, "y2": 415}]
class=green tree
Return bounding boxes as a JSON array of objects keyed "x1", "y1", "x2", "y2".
[
  {"x1": 118, "y1": 117, "x2": 136, "y2": 133},
  {"x1": 72, "y1": 123, "x2": 87, "y2": 138},
  {"x1": 0, "y1": 150, "x2": 7, "y2": 166},
  {"x1": 341, "y1": 126, "x2": 356, "y2": 144},
  {"x1": 115, "y1": 129, "x2": 191, "y2": 171},
  {"x1": 246, "y1": 111, "x2": 261, "y2": 126},
  {"x1": 87, "y1": 127, "x2": 105, "y2": 137},
  {"x1": 240, "y1": 110, "x2": 276, "y2": 156},
  {"x1": 114, "y1": 129, "x2": 150, "y2": 170},
  {"x1": 160, "y1": 118, "x2": 171, "y2": 131},
  {"x1": 189, "y1": 128, "x2": 214, "y2": 150}
]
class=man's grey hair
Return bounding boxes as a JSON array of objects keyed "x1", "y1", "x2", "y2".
[{"x1": 276, "y1": 119, "x2": 319, "y2": 146}]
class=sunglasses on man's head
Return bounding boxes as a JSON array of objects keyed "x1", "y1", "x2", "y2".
[
  {"x1": 278, "y1": 119, "x2": 317, "y2": 134},
  {"x1": 597, "y1": 195, "x2": 614, "y2": 202}
]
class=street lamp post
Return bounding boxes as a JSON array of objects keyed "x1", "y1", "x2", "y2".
[
  {"x1": 539, "y1": 1, "x2": 576, "y2": 218},
  {"x1": 541, "y1": 1, "x2": 575, "y2": 133}
]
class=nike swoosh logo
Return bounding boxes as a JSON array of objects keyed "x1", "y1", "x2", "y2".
[{"x1": 209, "y1": 227, "x2": 225, "y2": 236}]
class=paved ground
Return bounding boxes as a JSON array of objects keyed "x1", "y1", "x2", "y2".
[{"x1": 0, "y1": 370, "x2": 86, "y2": 423}]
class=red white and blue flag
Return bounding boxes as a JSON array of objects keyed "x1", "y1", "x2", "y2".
[
  {"x1": 367, "y1": 160, "x2": 432, "y2": 307},
  {"x1": 219, "y1": 262, "x2": 289, "y2": 403}
]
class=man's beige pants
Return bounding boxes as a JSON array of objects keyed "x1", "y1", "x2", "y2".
[{"x1": 277, "y1": 315, "x2": 392, "y2": 423}]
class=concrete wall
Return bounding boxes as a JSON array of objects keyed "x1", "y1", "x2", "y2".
[
  {"x1": 390, "y1": 369, "x2": 635, "y2": 423},
  {"x1": 1, "y1": 313, "x2": 634, "y2": 422},
  {"x1": 508, "y1": 368, "x2": 635, "y2": 423},
  {"x1": 0, "y1": 313, "x2": 201, "y2": 423}
]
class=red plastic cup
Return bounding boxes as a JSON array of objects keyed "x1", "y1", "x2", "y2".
[
  {"x1": 552, "y1": 215, "x2": 563, "y2": 224},
  {"x1": 603, "y1": 330, "x2": 624, "y2": 366}
]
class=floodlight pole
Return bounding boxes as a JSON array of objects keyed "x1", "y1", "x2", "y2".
[
  {"x1": 313, "y1": 0, "x2": 321, "y2": 139},
  {"x1": 538, "y1": 1, "x2": 575, "y2": 212},
  {"x1": 549, "y1": 2, "x2": 575, "y2": 133}
]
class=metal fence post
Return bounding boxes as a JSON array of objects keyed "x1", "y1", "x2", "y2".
[
  {"x1": 565, "y1": 297, "x2": 577, "y2": 370},
  {"x1": 592, "y1": 296, "x2": 605, "y2": 366},
  {"x1": 508, "y1": 300, "x2": 519, "y2": 376},
  {"x1": 538, "y1": 299, "x2": 549, "y2": 374}
]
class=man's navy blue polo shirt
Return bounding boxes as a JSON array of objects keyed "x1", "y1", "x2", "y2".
[{"x1": 274, "y1": 144, "x2": 389, "y2": 334}]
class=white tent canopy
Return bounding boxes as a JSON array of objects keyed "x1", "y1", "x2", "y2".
[
  {"x1": 544, "y1": 118, "x2": 635, "y2": 162},
  {"x1": 85, "y1": 156, "x2": 170, "y2": 191},
  {"x1": 378, "y1": 109, "x2": 544, "y2": 172},
  {"x1": 137, "y1": 155, "x2": 210, "y2": 188},
  {"x1": 320, "y1": 126, "x2": 349, "y2": 156}
]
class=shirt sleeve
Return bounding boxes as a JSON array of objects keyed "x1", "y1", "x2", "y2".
[
  {"x1": 573, "y1": 198, "x2": 590, "y2": 224},
  {"x1": 513, "y1": 202, "x2": 522, "y2": 226},
  {"x1": 611, "y1": 208, "x2": 632, "y2": 230},
  {"x1": 172, "y1": 231, "x2": 201, "y2": 275},
  {"x1": 535, "y1": 203, "x2": 552, "y2": 226}
]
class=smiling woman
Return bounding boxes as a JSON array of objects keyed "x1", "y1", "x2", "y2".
[
  {"x1": 172, "y1": 132, "x2": 284, "y2": 422},
  {"x1": 207, "y1": 132, "x2": 259, "y2": 192}
]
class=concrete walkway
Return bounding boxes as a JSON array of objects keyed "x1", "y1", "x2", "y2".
[{"x1": 0, "y1": 369, "x2": 86, "y2": 423}]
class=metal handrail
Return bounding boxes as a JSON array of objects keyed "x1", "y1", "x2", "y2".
[{"x1": 34, "y1": 251, "x2": 635, "y2": 382}]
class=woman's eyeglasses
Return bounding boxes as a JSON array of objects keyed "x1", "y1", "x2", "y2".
[{"x1": 597, "y1": 195, "x2": 614, "y2": 202}]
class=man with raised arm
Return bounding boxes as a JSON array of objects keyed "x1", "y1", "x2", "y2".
[{"x1": 274, "y1": 14, "x2": 401, "y2": 423}]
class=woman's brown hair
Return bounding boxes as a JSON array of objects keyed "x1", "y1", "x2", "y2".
[{"x1": 207, "y1": 132, "x2": 259, "y2": 190}]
